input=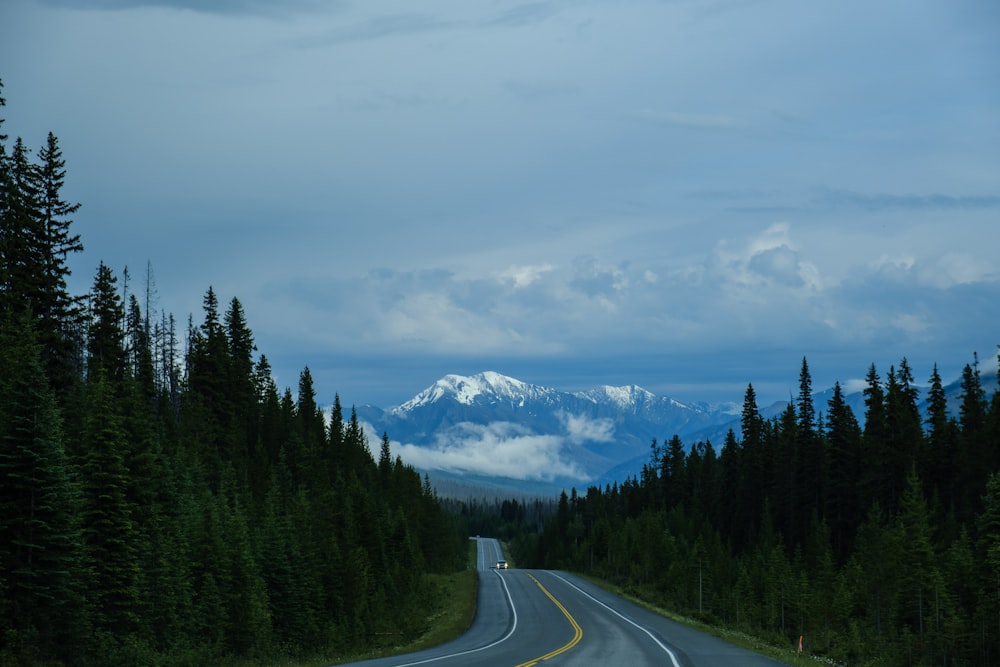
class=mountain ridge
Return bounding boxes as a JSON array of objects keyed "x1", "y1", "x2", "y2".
[
  {"x1": 357, "y1": 369, "x2": 998, "y2": 499},
  {"x1": 357, "y1": 371, "x2": 744, "y2": 496}
]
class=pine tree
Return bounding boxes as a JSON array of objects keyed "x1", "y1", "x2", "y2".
[
  {"x1": 737, "y1": 383, "x2": 767, "y2": 545},
  {"x1": 955, "y1": 358, "x2": 989, "y2": 522},
  {"x1": 896, "y1": 465, "x2": 940, "y2": 652},
  {"x1": 0, "y1": 137, "x2": 43, "y2": 318},
  {"x1": 0, "y1": 313, "x2": 87, "y2": 662},
  {"x1": 35, "y1": 132, "x2": 83, "y2": 392},
  {"x1": 86, "y1": 261, "x2": 126, "y2": 385},
  {"x1": 924, "y1": 364, "x2": 956, "y2": 512},
  {"x1": 254, "y1": 353, "x2": 281, "y2": 465},
  {"x1": 328, "y1": 392, "x2": 346, "y2": 478},
  {"x1": 772, "y1": 402, "x2": 799, "y2": 546},
  {"x1": 0, "y1": 133, "x2": 83, "y2": 395},
  {"x1": 184, "y1": 287, "x2": 235, "y2": 484},
  {"x1": 126, "y1": 293, "x2": 156, "y2": 404},
  {"x1": 216, "y1": 473, "x2": 272, "y2": 656},
  {"x1": 882, "y1": 362, "x2": 922, "y2": 511},
  {"x1": 345, "y1": 406, "x2": 374, "y2": 476},
  {"x1": 979, "y1": 472, "x2": 1000, "y2": 659},
  {"x1": 861, "y1": 364, "x2": 889, "y2": 513},
  {"x1": 80, "y1": 370, "x2": 141, "y2": 640},
  {"x1": 851, "y1": 502, "x2": 902, "y2": 647},
  {"x1": 825, "y1": 381, "x2": 862, "y2": 562},
  {"x1": 663, "y1": 434, "x2": 687, "y2": 510},
  {"x1": 295, "y1": 366, "x2": 326, "y2": 488},
  {"x1": 719, "y1": 429, "x2": 743, "y2": 547},
  {"x1": 796, "y1": 357, "x2": 824, "y2": 534},
  {"x1": 224, "y1": 296, "x2": 256, "y2": 476}
]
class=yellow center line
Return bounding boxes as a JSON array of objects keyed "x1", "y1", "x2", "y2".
[{"x1": 513, "y1": 574, "x2": 583, "y2": 667}]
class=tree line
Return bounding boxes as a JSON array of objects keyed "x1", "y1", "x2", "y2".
[
  {"x1": 0, "y1": 80, "x2": 466, "y2": 665},
  {"x1": 515, "y1": 356, "x2": 1000, "y2": 666}
]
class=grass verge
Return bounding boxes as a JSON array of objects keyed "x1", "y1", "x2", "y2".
[{"x1": 573, "y1": 574, "x2": 825, "y2": 666}]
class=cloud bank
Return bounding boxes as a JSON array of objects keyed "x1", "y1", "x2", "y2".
[
  {"x1": 2, "y1": 0, "x2": 996, "y2": 411},
  {"x1": 365, "y1": 412, "x2": 616, "y2": 482}
]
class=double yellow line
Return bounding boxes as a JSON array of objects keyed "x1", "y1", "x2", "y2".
[{"x1": 514, "y1": 574, "x2": 583, "y2": 667}]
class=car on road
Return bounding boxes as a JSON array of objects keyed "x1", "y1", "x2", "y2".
[{"x1": 496, "y1": 560, "x2": 509, "y2": 569}]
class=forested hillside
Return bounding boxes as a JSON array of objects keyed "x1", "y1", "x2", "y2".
[
  {"x1": 0, "y1": 80, "x2": 465, "y2": 665},
  {"x1": 516, "y1": 356, "x2": 1000, "y2": 665}
]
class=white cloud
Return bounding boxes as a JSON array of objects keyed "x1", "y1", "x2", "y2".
[
  {"x1": 747, "y1": 244, "x2": 806, "y2": 287},
  {"x1": 713, "y1": 223, "x2": 825, "y2": 294},
  {"x1": 387, "y1": 421, "x2": 589, "y2": 481},
  {"x1": 360, "y1": 412, "x2": 615, "y2": 482},
  {"x1": 925, "y1": 253, "x2": 996, "y2": 288},
  {"x1": 558, "y1": 411, "x2": 615, "y2": 445},
  {"x1": 496, "y1": 263, "x2": 555, "y2": 288},
  {"x1": 841, "y1": 378, "x2": 869, "y2": 395}
]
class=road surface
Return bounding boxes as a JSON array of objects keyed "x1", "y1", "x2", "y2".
[{"x1": 336, "y1": 537, "x2": 790, "y2": 666}]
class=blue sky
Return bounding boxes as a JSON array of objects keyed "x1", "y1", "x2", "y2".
[{"x1": 2, "y1": 0, "x2": 998, "y2": 411}]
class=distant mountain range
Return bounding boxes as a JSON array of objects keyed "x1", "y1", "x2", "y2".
[{"x1": 356, "y1": 369, "x2": 997, "y2": 499}]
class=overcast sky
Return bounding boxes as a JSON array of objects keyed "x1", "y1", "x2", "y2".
[{"x1": 2, "y1": 0, "x2": 998, "y2": 412}]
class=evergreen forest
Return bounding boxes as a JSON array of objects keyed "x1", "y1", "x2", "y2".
[
  {"x1": 512, "y1": 355, "x2": 1000, "y2": 665},
  {"x1": 0, "y1": 81, "x2": 466, "y2": 665}
]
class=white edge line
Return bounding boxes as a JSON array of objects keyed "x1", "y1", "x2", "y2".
[
  {"x1": 547, "y1": 571, "x2": 682, "y2": 667},
  {"x1": 393, "y1": 539, "x2": 517, "y2": 667}
]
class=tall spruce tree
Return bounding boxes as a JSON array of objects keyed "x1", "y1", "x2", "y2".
[
  {"x1": 184, "y1": 287, "x2": 235, "y2": 484},
  {"x1": 772, "y1": 402, "x2": 799, "y2": 546},
  {"x1": 86, "y1": 261, "x2": 126, "y2": 385},
  {"x1": 956, "y1": 358, "x2": 989, "y2": 522},
  {"x1": 35, "y1": 132, "x2": 83, "y2": 391},
  {"x1": 1, "y1": 137, "x2": 42, "y2": 317},
  {"x1": 924, "y1": 364, "x2": 956, "y2": 511},
  {"x1": 861, "y1": 364, "x2": 889, "y2": 513},
  {"x1": 737, "y1": 383, "x2": 768, "y2": 544},
  {"x1": 979, "y1": 472, "x2": 1000, "y2": 658},
  {"x1": 80, "y1": 370, "x2": 140, "y2": 640},
  {"x1": 0, "y1": 133, "x2": 83, "y2": 395},
  {"x1": 881, "y1": 362, "x2": 923, "y2": 512},
  {"x1": 896, "y1": 465, "x2": 940, "y2": 650},
  {"x1": 224, "y1": 296, "x2": 256, "y2": 476},
  {"x1": 796, "y1": 357, "x2": 824, "y2": 535},
  {"x1": 825, "y1": 381, "x2": 862, "y2": 562},
  {"x1": 719, "y1": 429, "x2": 743, "y2": 546},
  {"x1": 0, "y1": 313, "x2": 87, "y2": 662}
]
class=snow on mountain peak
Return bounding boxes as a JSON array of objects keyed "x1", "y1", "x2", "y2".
[
  {"x1": 594, "y1": 384, "x2": 655, "y2": 409},
  {"x1": 395, "y1": 371, "x2": 541, "y2": 412}
]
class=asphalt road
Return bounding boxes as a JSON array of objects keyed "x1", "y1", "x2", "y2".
[{"x1": 337, "y1": 537, "x2": 790, "y2": 666}]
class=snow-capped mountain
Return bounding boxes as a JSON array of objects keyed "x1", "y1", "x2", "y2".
[
  {"x1": 356, "y1": 371, "x2": 735, "y2": 496},
  {"x1": 356, "y1": 368, "x2": 997, "y2": 498},
  {"x1": 394, "y1": 371, "x2": 558, "y2": 412}
]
